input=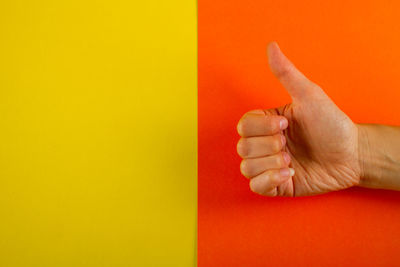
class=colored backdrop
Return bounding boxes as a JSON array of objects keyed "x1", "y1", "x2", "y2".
[
  {"x1": 0, "y1": 1, "x2": 196, "y2": 266},
  {"x1": 198, "y1": 0, "x2": 400, "y2": 266}
]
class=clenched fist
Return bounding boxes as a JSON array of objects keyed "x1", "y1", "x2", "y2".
[{"x1": 237, "y1": 42, "x2": 361, "y2": 197}]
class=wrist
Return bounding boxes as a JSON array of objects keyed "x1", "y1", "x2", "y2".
[
  {"x1": 356, "y1": 123, "x2": 400, "y2": 190},
  {"x1": 356, "y1": 124, "x2": 371, "y2": 187}
]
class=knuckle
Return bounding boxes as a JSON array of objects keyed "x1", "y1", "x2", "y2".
[
  {"x1": 237, "y1": 121, "x2": 244, "y2": 136},
  {"x1": 249, "y1": 176, "x2": 277, "y2": 196},
  {"x1": 276, "y1": 64, "x2": 292, "y2": 79},
  {"x1": 249, "y1": 178, "x2": 261, "y2": 194},
  {"x1": 240, "y1": 159, "x2": 252, "y2": 177},
  {"x1": 249, "y1": 180, "x2": 257, "y2": 192},
  {"x1": 249, "y1": 182, "x2": 263, "y2": 195},
  {"x1": 237, "y1": 117, "x2": 250, "y2": 136},
  {"x1": 240, "y1": 159, "x2": 254, "y2": 178},
  {"x1": 237, "y1": 138, "x2": 249, "y2": 158}
]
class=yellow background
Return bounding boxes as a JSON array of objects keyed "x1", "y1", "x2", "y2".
[{"x1": 0, "y1": 1, "x2": 197, "y2": 266}]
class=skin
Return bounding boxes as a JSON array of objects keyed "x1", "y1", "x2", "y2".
[{"x1": 236, "y1": 42, "x2": 400, "y2": 197}]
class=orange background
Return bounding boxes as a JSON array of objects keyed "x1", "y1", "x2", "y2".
[{"x1": 198, "y1": 0, "x2": 400, "y2": 266}]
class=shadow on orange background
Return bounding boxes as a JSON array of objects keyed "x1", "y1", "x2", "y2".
[{"x1": 198, "y1": 1, "x2": 400, "y2": 266}]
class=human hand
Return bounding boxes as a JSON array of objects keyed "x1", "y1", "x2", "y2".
[{"x1": 236, "y1": 42, "x2": 361, "y2": 197}]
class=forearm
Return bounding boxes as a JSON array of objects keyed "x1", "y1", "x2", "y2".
[{"x1": 357, "y1": 124, "x2": 400, "y2": 190}]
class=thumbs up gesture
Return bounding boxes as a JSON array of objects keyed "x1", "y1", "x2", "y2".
[{"x1": 237, "y1": 42, "x2": 361, "y2": 197}]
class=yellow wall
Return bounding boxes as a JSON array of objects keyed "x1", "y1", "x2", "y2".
[{"x1": 0, "y1": 1, "x2": 197, "y2": 266}]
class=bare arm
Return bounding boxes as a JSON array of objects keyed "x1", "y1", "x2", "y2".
[{"x1": 358, "y1": 124, "x2": 400, "y2": 191}]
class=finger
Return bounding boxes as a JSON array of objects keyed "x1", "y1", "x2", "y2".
[
  {"x1": 267, "y1": 41, "x2": 321, "y2": 102},
  {"x1": 240, "y1": 152, "x2": 291, "y2": 178},
  {"x1": 249, "y1": 168, "x2": 295, "y2": 196},
  {"x1": 237, "y1": 109, "x2": 288, "y2": 137},
  {"x1": 237, "y1": 134, "x2": 286, "y2": 158}
]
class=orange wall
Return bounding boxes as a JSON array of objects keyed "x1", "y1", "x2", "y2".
[{"x1": 198, "y1": 1, "x2": 400, "y2": 266}]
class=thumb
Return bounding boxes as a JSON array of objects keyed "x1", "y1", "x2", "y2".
[{"x1": 267, "y1": 42, "x2": 319, "y2": 101}]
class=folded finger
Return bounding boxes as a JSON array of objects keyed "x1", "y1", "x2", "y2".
[
  {"x1": 237, "y1": 110, "x2": 288, "y2": 137},
  {"x1": 240, "y1": 152, "x2": 291, "y2": 178},
  {"x1": 237, "y1": 134, "x2": 286, "y2": 158},
  {"x1": 249, "y1": 168, "x2": 295, "y2": 196}
]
